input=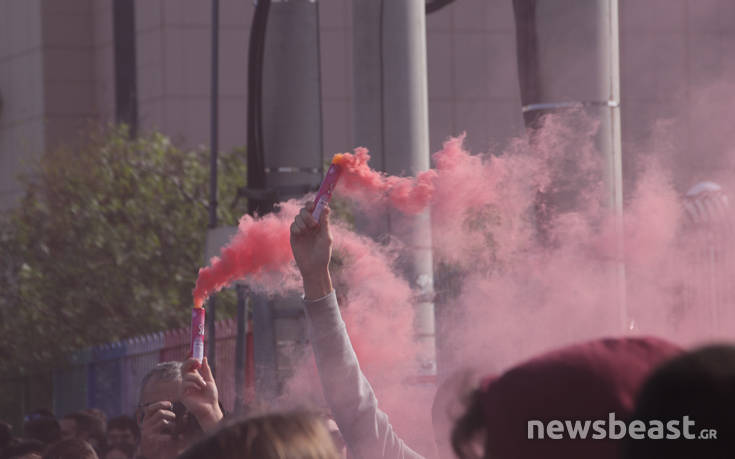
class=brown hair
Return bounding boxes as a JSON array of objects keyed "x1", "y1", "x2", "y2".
[
  {"x1": 451, "y1": 387, "x2": 487, "y2": 459},
  {"x1": 178, "y1": 411, "x2": 340, "y2": 459},
  {"x1": 43, "y1": 438, "x2": 98, "y2": 459}
]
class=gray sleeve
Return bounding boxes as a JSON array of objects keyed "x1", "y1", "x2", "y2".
[{"x1": 304, "y1": 291, "x2": 424, "y2": 459}]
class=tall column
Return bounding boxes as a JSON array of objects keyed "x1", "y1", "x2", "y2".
[
  {"x1": 248, "y1": 0, "x2": 324, "y2": 398},
  {"x1": 513, "y1": 0, "x2": 627, "y2": 329},
  {"x1": 353, "y1": 0, "x2": 436, "y2": 375}
]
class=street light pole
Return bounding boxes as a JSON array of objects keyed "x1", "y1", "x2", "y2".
[
  {"x1": 208, "y1": 0, "x2": 220, "y2": 375},
  {"x1": 353, "y1": 0, "x2": 436, "y2": 378},
  {"x1": 512, "y1": 0, "x2": 627, "y2": 330}
]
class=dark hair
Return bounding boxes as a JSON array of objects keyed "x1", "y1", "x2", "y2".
[
  {"x1": 106, "y1": 416, "x2": 139, "y2": 440},
  {"x1": 26, "y1": 409, "x2": 54, "y2": 420},
  {"x1": 625, "y1": 344, "x2": 735, "y2": 459},
  {"x1": 433, "y1": 369, "x2": 479, "y2": 459},
  {"x1": 82, "y1": 410, "x2": 107, "y2": 432},
  {"x1": 0, "y1": 421, "x2": 13, "y2": 450},
  {"x1": 43, "y1": 438, "x2": 98, "y2": 459},
  {"x1": 102, "y1": 442, "x2": 135, "y2": 459},
  {"x1": 179, "y1": 411, "x2": 340, "y2": 459},
  {"x1": 62, "y1": 412, "x2": 105, "y2": 438},
  {"x1": 1, "y1": 438, "x2": 45, "y2": 459},
  {"x1": 62, "y1": 411, "x2": 106, "y2": 454},
  {"x1": 451, "y1": 388, "x2": 487, "y2": 459},
  {"x1": 24, "y1": 410, "x2": 61, "y2": 446}
]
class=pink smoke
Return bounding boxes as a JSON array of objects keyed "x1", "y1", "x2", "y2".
[
  {"x1": 192, "y1": 203, "x2": 300, "y2": 307},
  {"x1": 335, "y1": 147, "x2": 438, "y2": 214},
  {"x1": 190, "y1": 101, "x2": 735, "y2": 457}
]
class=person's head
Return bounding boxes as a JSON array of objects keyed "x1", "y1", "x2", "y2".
[
  {"x1": 625, "y1": 344, "x2": 735, "y2": 459},
  {"x1": 101, "y1": 443, "x2": 135, "y2": 459},
  {"x1": 1, "y1": 438, "x2": 44, "y2": 459},
  {"x1": 432, "y1": 369, "x2": 480, "y2": 459},
  {"x1": 179, "y1": 411, "x2": 340, "y2": 459},
  {"x1": 23, "y1": 410, "x2": 60, "y2": 446},
  {"x1": 136, "y1": 361, "x2": 203, "y2": 455},
  {"x1": 1, "y1": 420, "x2": 15, "y2": 450},
  {"x1": 57, "y1": 417, "x2": 74, "y2": 442},
  {"x1": 42, "y1": 438, "x2": 98, "y2": 459},
  {"x1": 105, "y1": 416, "x2": 138, "y2": 451},
  {"x1": 138, "y1": 361, "x2": 183, "y2": 407},
  {"x1": 82, "y1": 410, "x2": 107, "y2": 434},
  {"x1": 451, "y1": 336, "x2": 681, "y2": 459},
  {"x1": 313, "y1": 412, "x2": 345, "y2": 459},
  {"x1": 58, "y1": 412, "x2": 104, "y2": 445}
]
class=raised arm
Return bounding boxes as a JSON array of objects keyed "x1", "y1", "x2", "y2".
[{"x1": 290, "y1": 203, "x2": 424, "y2": 459}]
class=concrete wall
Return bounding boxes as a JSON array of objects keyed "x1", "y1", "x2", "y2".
[
  {"x1": 0, "y1": 0, "x2": 45, "y2": 208},
  {"x1": 134, "y1": 0, "x2": 252, "y2": 149},
  {"x1": 41, "y1": 0, "x2": 96, "y2": 153},
  {"x1": 0, "y1": 0, "x2": 97, "y2": 209},
  {"x1": 91, "y1": 0, "x2": 115, "y2": 123},
  {"x1": 2, "y1": 0, "x2": 735, "y2": 210},
  {"x1": 426, "y1": 0, "x2": 525, "y2": 155}
]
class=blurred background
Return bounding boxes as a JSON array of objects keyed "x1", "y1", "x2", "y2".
[{"x1": 1, "y1": 0, "x2": 735, "y2": 437}]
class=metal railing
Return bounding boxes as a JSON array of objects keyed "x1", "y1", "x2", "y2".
[{"x1": 0, "y1": 318, "x2": 253, "y2": 430}]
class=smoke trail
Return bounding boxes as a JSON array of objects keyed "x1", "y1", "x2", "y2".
[
  {"x1": 191, "y1": 146, "x2": 442, "y2": 306},
  {"x1": 332, "y1": 148, "x2": 438, "y2": 214},
  {"x1": 190, "y1": 105, "x2": 735, "y2": 456},
  {"x1": 192, "y1": 204, "x2": 300, "y2": 307}
]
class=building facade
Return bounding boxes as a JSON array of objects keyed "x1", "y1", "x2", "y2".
[{"x1": 1, "y1": 0, "x2": 734, "y2": 209}]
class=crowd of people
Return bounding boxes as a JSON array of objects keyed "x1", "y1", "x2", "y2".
[
  {"x1": 1, "y1": 408, "x2": 138, "y2": 459},
  {"x1": 3, "y1": 202, "x2": 735, "y2": 458}
]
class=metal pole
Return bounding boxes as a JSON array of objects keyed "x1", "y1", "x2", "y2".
[
  {"x1": 246, "y1": 0, "x2": 270, "y2": 216},
  {"x1": 234, "y1": 285, "x2": 248, "y2": 413},
  {"x1": 607, "y1": 0, "x2": 627, "y2": 332},
  {"x1": 251, "y1": 293, "x2": 277, "y2": 400},
  {"x1": 512, "y1": 0, "x2": 627, "y2": 330},
  {"x1": 353, "y1": 0, "x2": 436, "y2": 376},
  {"x1": 252, "y1": 0, "x2": 323, "y2": 400},
  {"x1": 113, "y1": 0, "x2": 138, "y2": 137},
  {"x1": 207, "y1": 0, "x2": 220, "y2": 374}
]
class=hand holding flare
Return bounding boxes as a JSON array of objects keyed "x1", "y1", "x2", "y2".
[
  {"x1": 191, "y1": 149, "x2": 436, "y2": 307},
  {"x1": 190, "y1": 155, "x2": 345, "y2": 354}
]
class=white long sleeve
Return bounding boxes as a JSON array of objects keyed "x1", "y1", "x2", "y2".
[{"x1": 304, "y1": 291, "x2": 425, "y2": 459}]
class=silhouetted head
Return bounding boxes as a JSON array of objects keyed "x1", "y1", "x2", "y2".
[
  {"x1": 625, "y1": 344, "x2": 735, "y2": 459},
  {"x1": 432, "y1": 369, "x2": 481, "y2": 458},
  {"x1": 23, "y1": 410, "x2": 60, "y2": 446},
  {"x1": 452, "y1": 336, "x2": 681, "y2": 459},
  {"x1": 2, "y1": 437, "x2": 44, "y2": 459}
]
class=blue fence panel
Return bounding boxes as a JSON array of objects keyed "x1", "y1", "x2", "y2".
[
  {"x1": 88, "y1": 341, "x2": 126, "y2": 417},
  {"x1": 47, "y1": 318, "x2": 246, "y2": 420},
  {"x1": 53, "y1": 348, "x2": 91, "y2": 416},
  {"x1": 161, "y1": 327, "x2": 189, "y2": 363}
]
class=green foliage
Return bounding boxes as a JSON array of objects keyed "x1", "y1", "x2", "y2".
[{"x1": 0, "y1": 126, "x2": 248, "y2": 373}]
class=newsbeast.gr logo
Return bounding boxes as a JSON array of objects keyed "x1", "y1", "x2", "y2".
[{"x1": 527, "y1": 413, "x2": 718, "y2": 440}]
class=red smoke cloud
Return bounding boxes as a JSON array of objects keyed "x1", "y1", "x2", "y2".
[
  {"x1": 190, "y1": 106, "x2": 735, "y2": 456},
  {"x1": 192, "y1": 207, "x2": 298, "y2": 307},
  {"x1": 191, "y1": 148, "x2": 442, "y2": 306},
  {"x1": 336, "y1": 147, "x2": 438, "y2": 214}
]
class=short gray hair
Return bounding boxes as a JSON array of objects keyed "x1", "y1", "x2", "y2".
[{"x1": 139, "y1": 361, "x2": 183, "y2": 403}]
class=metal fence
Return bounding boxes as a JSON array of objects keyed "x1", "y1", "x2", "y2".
[{"x1": 0, "y1": 318, "x2": 253, "y2": 430}]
